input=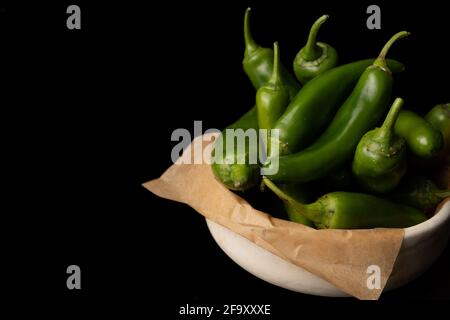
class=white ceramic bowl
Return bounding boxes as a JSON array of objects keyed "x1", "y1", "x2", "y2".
[{"x1": 206, "y1": 200, "x2": 450, "y2": 297}]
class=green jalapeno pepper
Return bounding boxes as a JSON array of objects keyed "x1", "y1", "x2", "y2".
[
  {"x1": 243, "y1": 7, "x2": 300, "y2": 99},
  {"x1": 211, "y1": 107, "x2": 260, "y2": 191},
  {"x1": 271, "y1": 58, "x2": 405, "y2": 155},
  {"x1": 394, "y1": 109, "x2": 443, "y2": 158},
  {"x1": 425, "y1": 103, "x2": 450, "y2": 163},
  {"x1": 426, "y1": 104, "x2": 450, "y2": 138},
  {"x1": 213, "y1": 8, "x2": 310, "y2": 192},
  {"x1": 212, "y1": 8, "x2": 305, "y2": 192},
  {"x1": 390, "y1": 175, "x2": 450, "y2": 213},
  {"x1": 352, "y1": 97, "x2": 407, "y2": 193},
  {"x1": 293, "y1": 15, "x2": 338, "y2": 84},
  {"x1": 265, "y1": 31, "x2": 409, "y2": 182},
  {"x1": 263, "y1": 177, "x2": 427, "y2": 229},
  {"x1": 256, "y1": 42, "x2": 290, "y2": 148}
]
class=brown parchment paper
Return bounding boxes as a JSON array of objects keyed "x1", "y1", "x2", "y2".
[{"x1": 143, "y1": 133, "x2": 407, "y2": 300}]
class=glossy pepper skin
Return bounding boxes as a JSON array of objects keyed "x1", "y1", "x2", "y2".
[
  {"x1": 272, "y1": 58, "x2": 405, "y2": 155},
  {"x1": 256, "y1": 42, "x2": 290, "y2": 133},
  {"x1": 211, "y1": 8, "x2": 305, "y2": 192},
  {"x1": 264, "y1": 177, "x2": 426, "y2": 229},
  {"x1": 390, "y1": 176, "x2": 450, "y2": 213},
  {"x1": 265, "y1": 32, "x2": 410, "y2": 182},
  {"x1": 293, "y1": 15, "x2": 338, "y2": 84},
  {"x1": 243, "y1": 8, "x2": 300, "y2": 99},
  {"x1": 394, "y1": 110, "x2": 443, "y2": 158},
  {"x1": 426, "y1": 104, "x2": 450, "y2": 138},
  {"x1": 212, "y1": 7, "x2": 308, "y2": 192},
  {"x1": 352, "y1": 97, "x2": 407, "y2": 193},
  {"x1": 425, "y1": 104, "x2": 450, "y2": 163},
  {"x1": 211, "y1": 107, "x2": 260, "y2": 191}
]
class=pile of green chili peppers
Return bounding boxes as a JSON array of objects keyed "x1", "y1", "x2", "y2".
[{"x1": 211, "y1": 8, "x2": 450, "y2": 230}]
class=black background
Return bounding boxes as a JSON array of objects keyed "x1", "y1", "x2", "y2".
[{"x1": 3, "y1": 0, "x2": 449, "y2": 315}]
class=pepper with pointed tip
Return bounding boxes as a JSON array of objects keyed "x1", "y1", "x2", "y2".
[
  {"x1": 352, "y1": 97, "x2": 407, "y2": 193},
  {"x1": 256, "y1": 42, "x2": 290, "y2": 151},
  {"x1": 211, "y1": 8, "x2": 303, "y2": 192},
  {"x1": 265, "y1": 31, "x2": 410, "y2": 182},
  {"x1": 243, "y1": 7, "x2": 300, "y2": 99},
  {"x1": 256, "y1": 42, "x2": 290, "y2": 130},
  {"x1": 245, "y1": 10, "x2": 404, "y2": 157},
  {"x1": 263, "y1": 177, "x2": 426, "y2": 229},
  {"x1": 293, "y1": 15, "x2": 338, "y2": 84},
  {"x1": 271, "y1": 58, "x2": 405, "y2": 156}
]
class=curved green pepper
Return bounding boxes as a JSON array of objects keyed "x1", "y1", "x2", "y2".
[
  {"x1": 390, "y1": 176, "x2": 450, "y2": 213},
  {"x1": 352, "y1": 97, "x2": 407, "y2": 193},
  {"x1": 264, "y1": 177, "x2": 426, "y2": 229},
  {"x1": 293, "y1": 15, "x2": 338, "y2": 84},
  {"x1": 212, "y1": 8, "x2": 304, "y2": 192},
  {"x1": 394, "y1": 109, "x2": 443, "y2": 158},
  {"x1": 256, "y1": 42, "x2": 290, "y2": 134},
  {"x1": 243, "y1": 7, "x2": 300, "y2": 99},
  {"x1": 211, "y1": 107, "x2": 260, "y2": 191},
  {"x1": 265, "y1": 32, "x2": 410, "y2": 183},
  {"x1": 272, "y1": 58, "x2": 405, "y2": 155}
]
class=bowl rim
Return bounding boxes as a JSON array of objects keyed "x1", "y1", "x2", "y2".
[{"x1": 404, "y1": 199, "x2": 450, "y2": 238}]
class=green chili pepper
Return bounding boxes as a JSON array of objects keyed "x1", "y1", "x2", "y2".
[
  {"x1": 256, "y1": 42, "x2": 290, "y2": 137},
  {"x1": 352, "y1": 97, "x2": 407, "y2": 193},
  {"x1": 394, "y1": 109, "x2": 443, "y2": 158},
  {"x1": 390, "y1": 176, "x2": 450, "y2": 213},
  {"x1": 263, "y1": 177, "x2": 427, "y2": 229},
  {"x1": 271, "y1": 58, "x2": 405, "y2": 155},
  {"x1": 243, "y1": 7, "x2": 300, "y2": 99},
  {"x1": 265, "y1": 31, "x2": 410, "y2": 182},
  {"x1": 426, "y1": 104, "x2": 450, "y2": 138},
  {"x1": 211, "y1": 107, "x2": 260, "y2": 191},
  {"x1": 425, "y1": 103, "x2": 450, "y2": 163},
  {"x1": 293, "y1": 15, "x2": 338, "y2": 84},
  {"x1": 212, "y1": 7, "x2": 306, "y2": 192},
  {"x1": 211, "y1": 7, "x2": 303, "y2": 192},
  {"x1": 278, "y1": 184, "x2": 315, "y2": 227}
]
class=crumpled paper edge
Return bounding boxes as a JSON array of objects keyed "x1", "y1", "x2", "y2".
[{"x1": 143, "y1": 133, "x2": 409, "y2": 300}]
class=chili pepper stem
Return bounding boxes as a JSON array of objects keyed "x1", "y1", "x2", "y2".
[
  {"x1": 263, "y1": 177, "x2": 323, "y2": 224},
  {"x1": 244, "y1": 7, "x2": 258, "y2": 56},
  {"x1": 301, "y1": 15, "x2": 329, "y2": 61},
  {"x1": 377, "y1": 97, "x2": 404, "y2": 140},
  {"x1": 373, "y1": 31, "x2": 410, "y2": 70},
  {"x1": 263, "y1": 177, "x2": 296, "y2": 202},
  {"x1": 268, "y1": 42, "x2": 282, "y2": 86}
]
